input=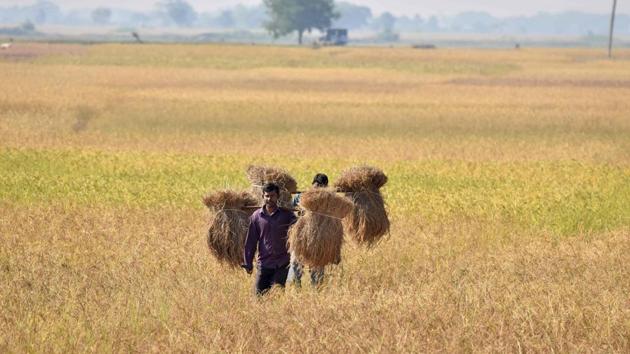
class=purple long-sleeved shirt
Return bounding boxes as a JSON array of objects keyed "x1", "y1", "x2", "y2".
[{"x1": 243, "y1": 206, "x2": 297, "y2": 270}]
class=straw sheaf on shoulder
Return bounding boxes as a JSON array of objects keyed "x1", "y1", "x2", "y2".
[
  {"x1": 334, "y1": 166, "x2": 388, "y2": 192},
  {"x1": 333, "y1": 166, "x2": 390, "y2": 247},
  {"x1": 245, "y1": 165, "x2": 298, "y2": 193},
  {"x1": 203, "y1": 189, "x2": 258, "y2": 268},
  {"x1": 344, "y1": 190, "x2": 390, "y2": 247},
  {"x1": 288, "y1": 187, "x2": 350, "y2": 267},
  {"x1": 202, "y1": 189, "x2": 258, "y2": 210},
  {"x1": 299, "y1": 187, "x2": 353, "y2": 219},
  {"x1": 289, "y1": 214, "x2": 344, "y2": 267}
]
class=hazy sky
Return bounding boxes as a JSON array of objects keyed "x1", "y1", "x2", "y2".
[{"x1": 1, "y1": 0, "x2": 626, "y2": 16}]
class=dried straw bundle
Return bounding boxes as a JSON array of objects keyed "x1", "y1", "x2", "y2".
[
  {"x1": 203, "y1": 190, "x2": 258, "y2": 268},
  {"x1": 288, "y1": 188, "x2": 353, "y2": 267},
  {"x1": 334, "y1": 166, "x2": 390, "y2": 246},
  {"x1": 246, "y1": 165, "x2": 298, "y2": 209},
  {"x1": 334, "y1": 166, "x2": 387, "y2": 192}
]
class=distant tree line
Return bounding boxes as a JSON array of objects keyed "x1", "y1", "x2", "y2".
[{"x1": 1, "y1": 0, "x2": 630, "y2": 37}]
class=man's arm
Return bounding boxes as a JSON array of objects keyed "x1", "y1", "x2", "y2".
[
  {"x1": 289, "y1": 209, "x2": 298, "y2": 225},
  {"x1": 242, "y1": 215, "x2": 259, "y2": 273}
]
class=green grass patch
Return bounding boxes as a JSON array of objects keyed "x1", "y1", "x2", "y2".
[{"x1": 2, "y1": 148, "x2": 627, "y2": 236}]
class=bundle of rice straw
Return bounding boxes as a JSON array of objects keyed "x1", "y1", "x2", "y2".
[
  {"x1": 203, "y1": 189, "x2": 258, "y2": 268},
  {"x1": 334, "y1": 166, "x2": 390, "y2": 247},
  {"x1": 288, "y1": 187, "x2": 353, "y2": 267},
  {"x1": 246, "y1": 165, "x2": 298, "y2": 209}
]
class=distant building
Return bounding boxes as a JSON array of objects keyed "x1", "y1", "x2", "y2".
[{"x1": 320, "y1": 28, "x2": 348, "y2": 46}]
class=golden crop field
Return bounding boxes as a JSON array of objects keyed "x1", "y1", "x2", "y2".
[{"x1": 1, "y1": 43, "x2": 629, "y2": 352}]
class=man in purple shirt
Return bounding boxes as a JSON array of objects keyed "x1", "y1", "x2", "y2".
[{"x1": 242, "y1": 182, "x2": 297, "y2": 295}]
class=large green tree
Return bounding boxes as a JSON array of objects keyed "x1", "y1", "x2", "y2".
[{"x1": 263, "y1": 0, "x2": 339, "y2": 44}]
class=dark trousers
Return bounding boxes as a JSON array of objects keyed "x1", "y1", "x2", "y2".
[{"x1": 255, "y1": 263, "x2": 289, "y2": 296}]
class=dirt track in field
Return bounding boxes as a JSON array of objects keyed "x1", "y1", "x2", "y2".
[{"x1": 0, "y1": 42, "x2": 86, "y2": 62}]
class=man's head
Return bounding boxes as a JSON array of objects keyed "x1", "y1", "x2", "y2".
[
  {"x1": 262, "y1": 182, "x2": 280, "y2": 209},
  {"x1": 312, "y1": 173, "x2": 329, "y2": 188}
]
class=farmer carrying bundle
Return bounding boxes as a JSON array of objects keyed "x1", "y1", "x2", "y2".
[
  {"x1": 335, "y1": 166, "x2": 390, "y2": 246},
  {"x1": 203, "y1": 189, "x2": 258, "y2": 268},
  {"x1": 246, "y1": 165, "x2": 298, "y2": 210},
  {"x1": 288, "y1": 187, "x2": 353, "y2": 268}
]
